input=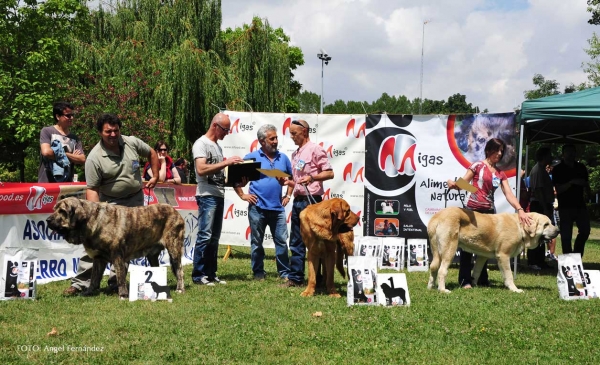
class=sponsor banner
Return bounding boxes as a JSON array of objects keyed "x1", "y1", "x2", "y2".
[
  {"x1": 364, "y1": 113, "x2": 517, "y2": 239},
  {"x1": 220, "y1": 112, "x2": 366, "y2": 247}
]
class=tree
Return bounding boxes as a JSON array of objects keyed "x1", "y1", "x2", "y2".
[
  {"x1": 0, "y1": 0, "x2": 90, "y2": 181},
  {"x1": 587, "y1": 0, "x2": 600, "y2": 25},
  {"x1": 583, "y1": 33, "x2": 600, "y2": 87},
  {"x1": 443, "y1": 93, "x2": 477, "y2": 114},
  {"x1": 523, "y1": 74, "x2": 561, "y2": 100},
  {"x1": 297, "y1": 90, "x2": 320, "y2": 114}
]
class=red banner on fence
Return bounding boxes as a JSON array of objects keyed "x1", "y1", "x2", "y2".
[{"x1": 0, "y1": 183, "x2": 198, "y2": 215}]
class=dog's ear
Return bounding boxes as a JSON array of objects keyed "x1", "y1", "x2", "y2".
[
  {"x1": 70, "y1": 199, "x2": 88, "y2": 228},
  {"x1": 330, "y1": 199, "x2": 346, "y2": 230},
  {"x1": 524, "y1": 215, "x2": 539, "y2": 238}
]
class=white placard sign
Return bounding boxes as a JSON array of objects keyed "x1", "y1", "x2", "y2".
[{"x1": 129, "y1": 266, "x2": 171, "y2": 302}]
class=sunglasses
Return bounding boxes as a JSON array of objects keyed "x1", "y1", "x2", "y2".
[
  {"x1": 215, "y1": 123, "x2": 230, "y2": 133},
  {"x1": 291, "y1": 120, "x2": 306, "y2": 128},
  {"x1": 158, "y1": 148, "x2": 168, "y2": 152},
  {"x1": 63, "y1": 114, "x2": 74, "y2": 118}
]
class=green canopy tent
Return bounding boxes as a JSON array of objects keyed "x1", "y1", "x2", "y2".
[
  {"x1": 519, "y1": 86, "x2": 600, "y2": 145},
  {"x1": 513, "y1": 87, "x2": 600, "y2": 276}
]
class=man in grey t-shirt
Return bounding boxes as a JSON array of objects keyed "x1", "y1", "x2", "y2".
[
  {"x1": 191, "y1": 113, "x2": 243, "y2": 285},
  {"x1": 38, "y1": 101, "x2": 86, "y2": 182}
]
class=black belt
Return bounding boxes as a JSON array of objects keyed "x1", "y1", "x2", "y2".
[{"x1": 294, "y1": 195, "x2": 322, "y2": 202}]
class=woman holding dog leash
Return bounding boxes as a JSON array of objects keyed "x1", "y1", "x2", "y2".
[{"x1": 447, "y1": 138, "x2": 532, "y2": 289}]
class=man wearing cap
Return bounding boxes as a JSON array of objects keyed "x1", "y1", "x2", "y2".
[{"x1": 281, "y1": 119, "x2": 333, "y2": 287}]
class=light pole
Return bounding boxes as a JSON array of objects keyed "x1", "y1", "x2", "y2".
[
  {"x1": 419, "y1": 20, "x2": 430, "y2": 115},
  {"x1": 317, "y1": 49, "x2": 331, "y2": 114}
]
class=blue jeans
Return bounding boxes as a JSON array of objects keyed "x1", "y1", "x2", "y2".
[
  {"x1": 288, "y1": 196, "x2": 322, "y2": 283},
  {"x1": 192, "y1": 195, "x2": 224, "y2": 282},
  {"x1": 558, "y1": 206, "x2": 590, "y2": 257},
  {"x1": 248, "y1": 205, "x2": 290, "y2": 278}
]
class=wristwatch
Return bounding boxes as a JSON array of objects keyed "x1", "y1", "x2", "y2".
[{"x1": 309, "y1": 175, "x2": 315, "y2": 183}]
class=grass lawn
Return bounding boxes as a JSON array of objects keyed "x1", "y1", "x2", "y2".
[{"x1": 2, "y1": 225, "x2": 600, "y2": 364}]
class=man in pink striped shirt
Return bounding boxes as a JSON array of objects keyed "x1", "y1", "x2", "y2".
[{"x1": 280, "y1": 119, "x2": 333, "y2": 287}]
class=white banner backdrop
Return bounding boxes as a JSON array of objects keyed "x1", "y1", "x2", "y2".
[
  {"x1": 220, "y1": 112, "x2": 367, "y2": 248},
  {"x1": 0, "y1": 112, "x2": 518, "y2": 284}
]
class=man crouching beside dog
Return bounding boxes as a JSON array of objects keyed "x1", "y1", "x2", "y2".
[{"x1": 60, "y1": 113, "x2": 162, "y2": 298}]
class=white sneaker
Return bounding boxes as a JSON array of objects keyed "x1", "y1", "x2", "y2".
[
  {"x1": 211, "y1": 276, "x2": 227, "y2": 285},
  {"x1": 194, "y1": 276, "x2": 215, "y2": 286}
]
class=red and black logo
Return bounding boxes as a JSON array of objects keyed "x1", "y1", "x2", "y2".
[{"x1": 365, "y1": 118, "x2": 417, "y2": 196}]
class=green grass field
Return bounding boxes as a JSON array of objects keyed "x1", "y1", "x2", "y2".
[{"x1": 2, "y1": 225, "x2": 600, "y2": 364}]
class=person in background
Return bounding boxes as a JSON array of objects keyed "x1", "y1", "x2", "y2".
[
  {"x1": 234, "y1": 124, "x2": 293, "y2": 281},
  {"x1": 38, "y1": 101, "x2": 86, "y2": 182},
  {"x1": 63, "y1": 113, "x2": 159, "y2": 296},
  {"x1": 280, "y1": 119, "x2": 334, "y2": 288},
  {"x1": 191, "y1": 113, "x2": 244, "y2": 286},
  {"x1": 527, "y1": 147, "x2": 554, "y2": 270},
  {"x1": 545, "y1": 163, "x2": 558, "y2": 261},
  {"x1": 174, "y1": 158, "x2": 189, "y2": 184},
  {"x1": 447, "y1": 138, "x2": 531, "y2": 289},
  {"x1": 144, "y1": 141, "x2": 181, "y2": 184},
  {"x1": 552, "y1": 144, "x2": 591, "y2": 258}
]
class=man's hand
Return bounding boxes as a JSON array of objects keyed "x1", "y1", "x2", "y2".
[
  {"x1": 226, "y1": 156, "x2": 244, "y2": 165},
  {"x1": 240, "y1": 193, "x2": 258, "y2": 205},
  {"x1": 145, "y1": 176, "x2": 158, "y2": 189}
]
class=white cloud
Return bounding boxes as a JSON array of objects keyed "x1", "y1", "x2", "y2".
[{"x1": 222, "y1": 0, "x2": 594, "y2": 112}]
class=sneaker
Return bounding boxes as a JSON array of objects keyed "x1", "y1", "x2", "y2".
[
  {"x1": 63, "y1": 286, "x2": 81, "y2": 296},
  {"x1": 279, "y1": 279, "x2": 304, "y2": 288},
  {"x1": 253, "y1": 273, "x2": 265, "y2": 281},
  {"x1": 193, "y1": 277, "x2": 215, "y2": 286},
  {"x1": 211, "y1": 276, "x2": 226, "y2": 285},
  {"x1": 529, "y1": 264, "x2": 542, "y2": 271}
]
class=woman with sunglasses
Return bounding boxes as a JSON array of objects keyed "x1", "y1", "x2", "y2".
[{"x1": 144, "y1": 141, "x2": 181, "y2": 184}]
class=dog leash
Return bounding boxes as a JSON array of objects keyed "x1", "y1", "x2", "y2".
[
  {"x1": 443, "y1": 187, "x2": 467, "y2": 209},
  {"x1": 302, "y1": 183, "x2": 318, "y2": 205}
]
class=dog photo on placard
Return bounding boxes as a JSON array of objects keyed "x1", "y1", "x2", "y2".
[
  {"x1": 347, "y1": 256, "x2": 378, "y2": 306},
  {"x1": 379, "y1": 237, "x2": 405, "y2": 271},
  {"x1": 557, "y1": 253, "x2": 587, "y2": 300},
  {"x1": 376, "y1": 273, "x2": 410, "y2": 306},
  {"x1": 356, "y1": 236, "x2": 381, "y2": 257},
  {"x1": 0, "y1": 248, "x2": 38, "y2": 300},
  {"x1": 407, "y1": 239, "x2": 428, "y2": 272}
]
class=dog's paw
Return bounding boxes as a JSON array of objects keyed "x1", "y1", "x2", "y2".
[
  {"x1": 120, "y1": 296, "x2": 128, "y2": 301},
  {"x1": 300, "y1": 290, "x2": 314, "y2": 297},
  {"x1": 440, "y1": 289, "x2": 451, "y2": 294},
  {"x1": 176, "y1": 289, "x2": 185, "y2": 294},
  {"x1": 328, "y1": 292, "x2": 341, "y2": 298},
  {"x1": 511, "y1": 288, "x2": 524, "y2": 293}
]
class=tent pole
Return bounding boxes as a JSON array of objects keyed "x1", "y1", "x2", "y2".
[{"x1": 514, "y1": 122, "x2": 526, "y2": 279}]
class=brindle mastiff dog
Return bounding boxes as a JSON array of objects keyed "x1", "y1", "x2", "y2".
[
  {"x1": 47, "y1": 197, "x2": 185, "y2": 299},
  {"x1": 427, "y1": 207, "x2": 559, "y2": 293}
]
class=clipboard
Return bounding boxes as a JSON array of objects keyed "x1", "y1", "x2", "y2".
[
  {"x1": 257, "y1": 168, "x2": 290, "y2": 178},
  {"x1": 456, "y1": 178, "x2": 477, "y2": 193}
]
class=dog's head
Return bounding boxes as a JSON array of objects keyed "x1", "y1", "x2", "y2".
[
  {"x1": 46, "y1": 197, "x2": 89, "y2": 241},
  {"x1": 523, "y1": 213, "x2": 559, "y2": 249},
  {"x1": 327, "y1": 198, "x2": 359, "y2": 233},
  {"x1": 561, "y1": 266, "x2": 572, "y2": 279}
]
